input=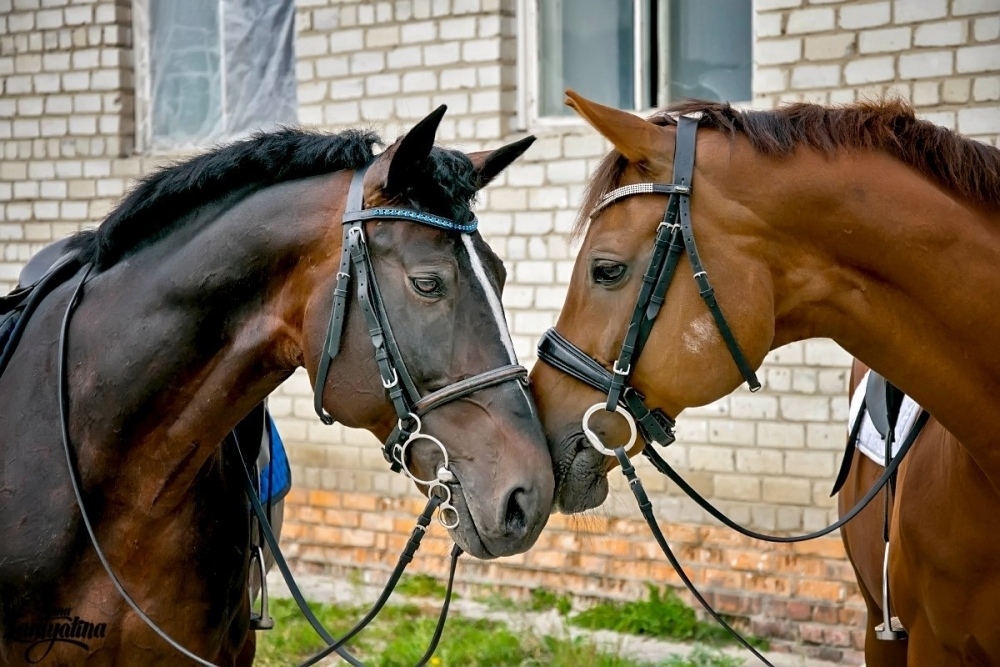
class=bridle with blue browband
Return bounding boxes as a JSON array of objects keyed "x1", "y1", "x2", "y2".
[{"x1": 313, "y1": 164, "x2": 530, "y2": 529}]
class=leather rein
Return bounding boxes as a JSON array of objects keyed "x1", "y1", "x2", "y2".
[
  {"x1": 56, "y1": 164, "x2": 528, "y2": 666},
  {"x1": 536, "y1": 116, "x2": 921, "y2": 666}
]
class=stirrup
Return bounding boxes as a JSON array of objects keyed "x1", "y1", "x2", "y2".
[
  {"x1": 876, "y1": 543, "x2": 905, "y2": 641},
  {"x1": 248, "y1": 545, "x2": 274, "y2": 631}
]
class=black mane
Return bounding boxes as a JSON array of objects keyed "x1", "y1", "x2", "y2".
[{"x1": 71, "y1": 128, "x2": 381, "y2": 269}]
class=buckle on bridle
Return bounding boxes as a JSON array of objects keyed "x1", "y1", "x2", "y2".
[
  {"x1": 381, "y1": 368, "x2": 399, "y2": 389},
  {"x1": 613, "y1": 360, "x2": 630, "y2": 376}
]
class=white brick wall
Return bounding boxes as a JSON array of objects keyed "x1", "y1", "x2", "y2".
[{"x1": 0, "y1": 0, "x2": 998, "y2": 531}]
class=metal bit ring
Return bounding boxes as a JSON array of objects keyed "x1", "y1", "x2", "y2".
[{"x1": 582, "y1": 403, "x2": 638, "y2": 457}]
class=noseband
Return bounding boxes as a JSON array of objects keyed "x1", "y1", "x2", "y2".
[
  {"x1": 537, "y1": 115, "x2": 760, "y2": 451},
  {"x1": 312, "y1": 165, "x2": 528, "y2": 527}
]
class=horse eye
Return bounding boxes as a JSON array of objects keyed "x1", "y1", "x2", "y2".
[
  {"x1": 410, "y1": 276, "x2": 442, "y2": 296},
  {"x1": 591, "y1": 261, "x2": 627, "y2": 286}
]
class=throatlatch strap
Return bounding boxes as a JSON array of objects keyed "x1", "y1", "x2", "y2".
[{"x1": 673, "y1": 116, "x2": 760, "y2": 391}]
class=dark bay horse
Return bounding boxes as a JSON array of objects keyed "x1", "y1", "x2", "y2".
[
  {"x1": 528, "y1": 90, "x2": 1000, "y2": 665},
  {"x1": 0, "y1": 107, "x2": 554, "y2": 665}
]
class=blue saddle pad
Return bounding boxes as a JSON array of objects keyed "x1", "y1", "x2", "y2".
[{"x1": 259, "y1": 412, "x2": 292, "y2": 504}]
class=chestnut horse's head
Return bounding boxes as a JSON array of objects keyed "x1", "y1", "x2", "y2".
[
  {"x1": 530, "y1": 91, "x2": 774, "y2": 513},
  {"x1": 305, "y1": 107, "x2": 555, "y2": 558}
]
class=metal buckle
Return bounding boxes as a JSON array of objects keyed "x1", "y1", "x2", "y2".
[
  {"x1": 248, "y1": 546, "x2": 274, "y2": 630},
  {"x1": 613, "y1": 360, "x2": 631, "y2": 376},
  {"x1": 381, "y1": 368, "x2": 399, "y2": 389},
  {"x1": 674, "y1": 184, "x2": 691, "y2": 195}
]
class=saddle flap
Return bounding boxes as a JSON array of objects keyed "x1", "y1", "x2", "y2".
[{"x1": 865, "y1": 371, "x2": 904, "y2": 439}]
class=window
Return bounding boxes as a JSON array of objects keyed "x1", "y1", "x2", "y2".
[
  {"x1": 135, "y1": 0, "x2": 298, "y2": 150},
  {"x1": 525, "y1": 0, "x2": 752, "y2": 120}
]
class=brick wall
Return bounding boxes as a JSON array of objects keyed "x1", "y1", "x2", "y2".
[
  {"x1": 282, "y1": 488, "x2": 866, "y2": 664},
  {"x1": 2, "y1": 0, "x2": 998, "y2": 663}
]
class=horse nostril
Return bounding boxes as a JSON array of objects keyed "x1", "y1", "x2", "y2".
[{"x1": 504, "y1": 487, "x2": 530, "y2": 536}]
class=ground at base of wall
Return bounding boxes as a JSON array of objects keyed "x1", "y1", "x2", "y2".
[{"x1": 264, "y1": 571, "x2": 847, "y2": 667}]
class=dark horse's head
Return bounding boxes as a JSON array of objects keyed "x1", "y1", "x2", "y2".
[
  {"x1": 57, "y1": 107, "x2": 554, "y2": 560},
  {"x1": 298, "y1": 109, "x2": 554, "y2": 558}
]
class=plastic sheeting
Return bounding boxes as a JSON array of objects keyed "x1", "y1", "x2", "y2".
[{"x1": 143, "y1": 0, "x2": 297, "y2": 149}]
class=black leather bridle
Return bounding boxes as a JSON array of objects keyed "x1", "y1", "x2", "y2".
[
  {"x1": 537, "y1": 116, "x2": 760, "y2": 450},
  {"x1": 312, "y1": 164, "x2": 529, "y2": 527}
]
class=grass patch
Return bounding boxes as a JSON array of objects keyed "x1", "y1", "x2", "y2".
[
  {"x1": 395, "y1": 573, "x2": 451, "y2": 599},
  {"x1": 472, "y1": 586, "x2": 572, "y2": 614},
  {"x1": 527, "y1": 588, "x2": 573, "y2": 614},
  {"x1": 254, "y1": 598, "x2": 744, "y2": 667},
  {"x1": 570, "y1": 585, "x2": 768, "y2": 650}
]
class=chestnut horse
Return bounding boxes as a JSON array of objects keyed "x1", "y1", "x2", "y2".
[
  {"x1": 529, "y1": 90, "x2": 1000, "y2": 666},
  {"x1": 840, "y1": 358, "x2": 1000, "y2": 667},
  {"x1": 0, "y1": 107, "x2": 554, "y2": 666}
]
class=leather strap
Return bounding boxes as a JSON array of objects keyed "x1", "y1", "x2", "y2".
[
  {"x1": 615, "y1": 447, "x2": 774, "y2": 666},
  {"x1": 343, "y1": 207, "x2": 478, "y2": 233},
  {"x1": 830, "y1": 396, "x2": 866, "y2": 496},
  {"x1": 640, "y1": 409, "x2": 929, "y2": 543},
  {"x1": 0, "y1": 251, "x2": 81, "y2": 381},
  {"x1": 866, "y1": 371, "x2": 904, "y2": 441},
  {"x1": 673, "y1": 116, "x2": 760, "y2": 391},
  {"x1": 412, "y1": 364, "x2": 527, "y2": 415},
  {"x1": 313, "y1": 170, "x2": 366, "y2": 423}
]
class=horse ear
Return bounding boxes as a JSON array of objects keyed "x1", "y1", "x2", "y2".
[
  {"x1": 467, "y1": 136, "x2": 536, "y2": 189},
  {"x1": 564, "y1": 89, "x2": 667, "y2": 164},
  {"x1": 386, "y1": 104, "x2": 448, "y2": 193}
]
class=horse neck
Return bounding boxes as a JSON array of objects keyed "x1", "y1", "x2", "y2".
[
  {"x1": 75, "y1": 173, "x2": 346, "y2": 507},
  {"x1": 749, "y1": 148, "x2": 1000, "y2": 468}
]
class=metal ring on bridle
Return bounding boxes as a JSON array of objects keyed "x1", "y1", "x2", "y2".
[
  {"x1": 582, "y1": 403, "x2": 638, "y2": 457},
  {"x1": 434, "y1": 489, "x2": 461, "y2": 530},
  {"x1": 398, "y1": 427, "x2": 452, "y2": 486}
]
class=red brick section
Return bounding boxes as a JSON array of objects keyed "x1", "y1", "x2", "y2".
[{"x1": 283, "y1": 489, "x2": 867, "y2": 666}]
